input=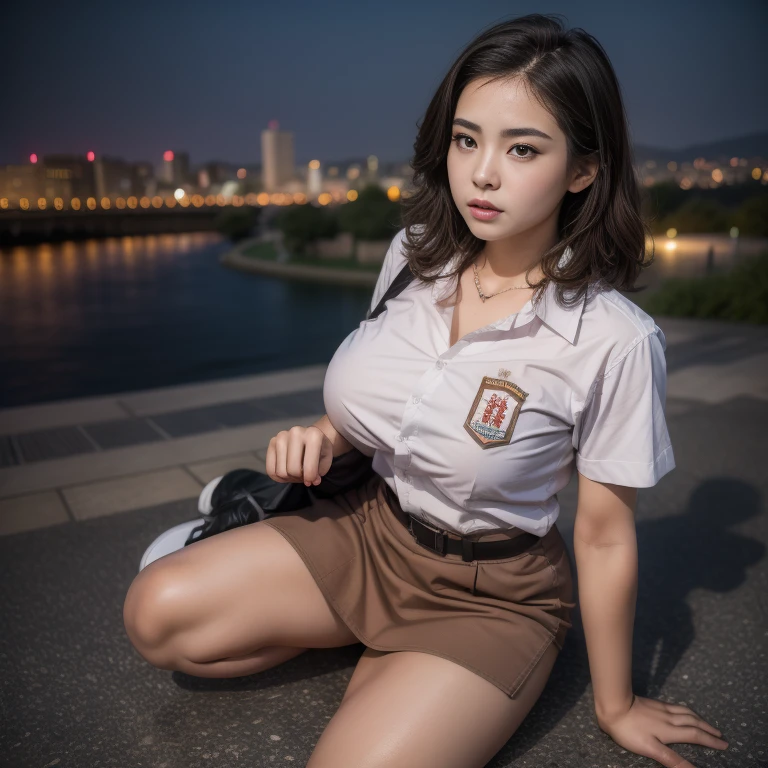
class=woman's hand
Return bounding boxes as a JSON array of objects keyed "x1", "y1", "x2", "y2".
[
  {"x1": 265, "y1": 425, "x2": 334, "y2": 486},
  {"x1": 597, "y1": 694, "x2": 729, "y2": 767}
]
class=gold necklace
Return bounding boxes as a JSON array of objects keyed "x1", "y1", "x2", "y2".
[{"x1": 472, "y1": 262, "x2": 532, "y2": 303}]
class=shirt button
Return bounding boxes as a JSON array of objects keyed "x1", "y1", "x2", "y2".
[
  {"x1": 413, "y1": 396, "x2": 421, "y2": 403},
  {"x1": 397, "y1": 435, "x2": 404, "y2": 441},
  {"x1": 436, "y1": 360, "x2": 444, "y2": 369}
]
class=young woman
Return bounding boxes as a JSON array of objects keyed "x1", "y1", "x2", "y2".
[{"x1": 123, "y1": 13, "x2": 729, "y2": 768}]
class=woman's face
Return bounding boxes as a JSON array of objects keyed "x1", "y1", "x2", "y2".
[{"x1": 447, "y1": 76, "x2": 589, "y2": 245}]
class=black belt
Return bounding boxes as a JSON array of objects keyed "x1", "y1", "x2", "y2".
[{"x1": 384, "y1": 485, "x2": 541, "y2": 562}]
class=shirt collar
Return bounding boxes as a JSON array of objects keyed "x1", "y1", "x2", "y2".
[{"x1": 431, "y1": 245, "x2": 586, "y2": 345}]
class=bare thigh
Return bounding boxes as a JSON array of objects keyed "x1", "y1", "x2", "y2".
[
  {"x1": 123, "y1": 521, "x2": 359, "y2": 669},
  {"x1": 307, "y1": 641, "x2": 561, "y2": 768}
]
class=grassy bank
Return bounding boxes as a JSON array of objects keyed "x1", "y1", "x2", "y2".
[
  {"x1": 243, "y1": 240, "x2": 767, "y2": 325},
  {"x1": 636, "y1": 251, "x2": 768, "y2": 324}
]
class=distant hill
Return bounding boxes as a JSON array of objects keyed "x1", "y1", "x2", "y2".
[{"x1": 634, "y1": 131, "x2": 768, "y2": 165}]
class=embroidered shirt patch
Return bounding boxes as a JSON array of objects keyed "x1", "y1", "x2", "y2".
[{"x1": 463, "y1": 375, "x2": 529, "y2": 449}]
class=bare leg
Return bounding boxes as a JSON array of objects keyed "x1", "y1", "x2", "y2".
[
  {"x1": 307, "y1": 641, "x2": 561, "y2": 768},
  {"x1": 172, "y1": 644, "x2": 310, "y2": 678},
  {"x1": 123, "y1": 522, "x2": 360, "y2": 676}
]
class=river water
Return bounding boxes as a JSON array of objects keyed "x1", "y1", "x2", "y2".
[
  {"x1": 2, "y1": 231, "x2": 764, "y2": 409},
  {"x1": 0, "y1": 232, "x2": 373, "y2": 408}
]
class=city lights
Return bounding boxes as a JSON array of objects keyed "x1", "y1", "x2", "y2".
[{"x1": 3, "y1": 129, "x2": 761, "y2": 223}]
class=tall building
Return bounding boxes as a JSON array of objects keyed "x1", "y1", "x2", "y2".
[
  {"x1": 307, "y1": 160, "x2": 322, "y2": 197},
  {"x1": 0, "y1": 163, "x2": 74, "y2": 204},
  {"x1": 41, "y1": 154, "x2": 96, "y2": 199},
  {"x1": 93, "y1": 155, "x2": 153, "y2": 199},
  {"x1": 199, "y1": 161, "x2": 237, "y2": 190},
  {"x1": 261, "y1": 120, "x2": 295, "y2": 192},
  {"x1": 161, "y1": 150, "x2": 190, "y2": 186}
]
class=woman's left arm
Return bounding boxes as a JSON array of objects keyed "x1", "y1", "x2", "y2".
[{"x1": 574, "y1": 473, "x2": 729, "y2": 767}]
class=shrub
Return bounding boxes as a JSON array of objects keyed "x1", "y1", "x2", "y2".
[
  {"x1": 338, "y1": 184, "x2": 402, "y2": 241},
  {"x1": 733, "y1": 196, "x2": 768, "y2": 237},
  {"x1": 214, "y1": 207, "x2": 261, "y2": 242},
  {"x1": 658, "y1": 197, "x2": 730, "y2": 235},
  {"x1": 275, "y1": 204, "x2": 339, "y2": 255},
  {"x1": 641, "y1": 251, "x2": 768, "y2": 324}
]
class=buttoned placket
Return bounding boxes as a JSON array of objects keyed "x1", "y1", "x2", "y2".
[{"x1": 393, "y1": 270, "x2": 538, "y2": 521}]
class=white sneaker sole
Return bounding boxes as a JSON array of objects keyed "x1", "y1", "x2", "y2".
[
  {"x1": 198, "y1": 475, "x2": 224, "y2": 515},
  {"x1": 139, "y1": 519, "x2": 203, "y2": 572}
]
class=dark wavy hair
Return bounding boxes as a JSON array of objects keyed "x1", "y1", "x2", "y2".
[{"x1": 398, "y1": 12, "x2": 654, "y2": 310}]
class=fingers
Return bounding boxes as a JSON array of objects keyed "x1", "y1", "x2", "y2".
[
  {"x1": 667, "y1": 713, "x2": 725, "y2": 741},
  {"x1": 647, "y1": 741, "x2": 696, "y2": 768},
  {"x1": 662, "y1": 724, "x2": 729, "y2": 751},
  {"x1": 266, "y1": 426, "x2": 324, "y2": 484},
  {"x1": 662, "y1": 702, "x2": 726, "y2": 742},
  {"x1": 285, "y1": 426, "x2": 308, "y2": 481},
  {"x1": 301, "y1": 427, "x2": 325, "y2": 485}
]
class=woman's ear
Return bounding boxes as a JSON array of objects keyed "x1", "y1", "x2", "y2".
[{"x1": 568, "y1": 153, "x2": 600, "y2": 194}]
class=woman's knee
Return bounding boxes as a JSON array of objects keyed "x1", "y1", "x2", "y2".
[{"x1": 123, "y1": 560, "x2": 193, "y2": 668}]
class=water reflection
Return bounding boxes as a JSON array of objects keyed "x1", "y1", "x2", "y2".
[
  {"x1": 0, "y1": 231, "x2": 372, "y2": 408},
  {"x1": 2, "y1": 232, "x2": 763, "y2": 409},
  {"x1": 0, "y1": 232, "x2": 219, "y2": 287}
]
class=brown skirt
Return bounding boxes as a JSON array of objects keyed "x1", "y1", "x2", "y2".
[{"x1": 262, "y1": 472, "x2": 576, "y2": 698}]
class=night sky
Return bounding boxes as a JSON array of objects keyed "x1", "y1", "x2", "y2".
[{"x1": 4, "y1": 0, "x2": 766, "y2": 168}]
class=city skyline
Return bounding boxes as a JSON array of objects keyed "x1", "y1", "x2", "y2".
[{"x1": 4, "y1": 1, "x2": 767, "y2": 167}]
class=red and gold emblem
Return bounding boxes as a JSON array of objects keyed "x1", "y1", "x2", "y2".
[{"x1": 463, "y1": 373, "x2": 528, "y2": 449}]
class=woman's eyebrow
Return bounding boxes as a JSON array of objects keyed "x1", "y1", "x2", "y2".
[{"x1": 452, "y1": 118, "x2": 553, "y2": 141}]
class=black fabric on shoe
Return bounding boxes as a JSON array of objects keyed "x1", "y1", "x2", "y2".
[{"x1": 184, "y1": 453, "x2": 377, "y2": 547}]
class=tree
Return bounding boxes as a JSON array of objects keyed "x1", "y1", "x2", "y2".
[
  {"x1": 733, "y1": 195, "x2": 768, "y2": 237},
  {"x1": 658, "y1": 197, "x2": 730, "y2": 234},
  {"x1": 214, "y1": 206, "x2": 261, "y2": 242},
  {"x1": 275, "y1": 204, "x2": 339, "y2": 255},
  {"x1": 338, "y1": 184, "x2": 402, "y2": 241}
]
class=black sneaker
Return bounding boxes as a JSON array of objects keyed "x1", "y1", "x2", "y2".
[{"x1": 138, "y1": 469, "x2": 313, "y2": 571}]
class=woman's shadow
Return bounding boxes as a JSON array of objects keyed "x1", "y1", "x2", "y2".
[{"x1": 495, "y1": 475, "x2": 764, "y2": 761}]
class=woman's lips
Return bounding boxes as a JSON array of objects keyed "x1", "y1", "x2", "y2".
[{"x1": 469, "y1": 204, "x2": 502, "y2": 221}]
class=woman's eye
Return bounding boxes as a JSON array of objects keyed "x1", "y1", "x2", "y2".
[
  {"x1": 452, "y1": 134, "x2": 475, "y2": 150},
  {"x1": 511, "y1": 145, "x2": 535, "y2": 158},
  {"x1": 451, "y1": 134, "x2": 538, "y2": 159}
]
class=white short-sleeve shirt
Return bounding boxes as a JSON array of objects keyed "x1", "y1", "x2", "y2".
[{"x1": 323, "y1": 227, "x2": 676, "y2": 538}]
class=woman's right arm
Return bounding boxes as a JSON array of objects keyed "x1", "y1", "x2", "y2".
[{"x1": 310, "y1": 413, "x2": 355, "y2": 457}]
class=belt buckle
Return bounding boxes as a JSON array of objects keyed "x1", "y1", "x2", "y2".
[{"x1": 412, "y1": 515, "x2": 448, "y2": 556}]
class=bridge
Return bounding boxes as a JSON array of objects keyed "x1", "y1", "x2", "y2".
[{"x1": 0, "y1": 206, "x2": 227, "y2": 246}]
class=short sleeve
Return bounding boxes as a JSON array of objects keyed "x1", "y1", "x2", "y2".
[
  {"x1": 368, "y1": 227, "x2": 408, "y2": 316},
  {"x1": 574, "y1": 330, "x2": 676, "y2": 487}
]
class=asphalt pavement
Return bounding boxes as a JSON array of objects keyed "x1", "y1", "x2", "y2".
[{"x1": 1, "y1": 315, "x2": 767, "y2": 767}]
